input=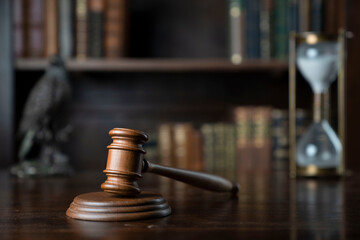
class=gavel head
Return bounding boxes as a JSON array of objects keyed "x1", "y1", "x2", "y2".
[{"x1": 101, "y1": 128, "x2": 148, "y2": 196}]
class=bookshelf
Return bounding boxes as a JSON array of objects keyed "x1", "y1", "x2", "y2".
[
  {"x1": 15, "y1": 59, "x2": 288, "y2": 72},
  {"x1": 3, "y1": 0, "x2": 360, "y2": 173}
]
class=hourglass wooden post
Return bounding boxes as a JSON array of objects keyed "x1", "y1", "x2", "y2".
[{"x1": 67, "y1": 128, "x2": 239, "y2": 221}]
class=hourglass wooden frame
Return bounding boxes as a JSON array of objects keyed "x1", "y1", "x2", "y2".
[{"x1": 289, "y1": 30, "x2": 347, "y2": 178}]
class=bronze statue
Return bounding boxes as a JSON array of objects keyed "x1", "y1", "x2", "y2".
[{"x1": 12, "y1": 56, "x2": 73, "y2": 177}]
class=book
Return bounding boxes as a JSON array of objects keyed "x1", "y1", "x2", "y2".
[
  {"x1": 213, "y1": 123, "x2": 226, "y2": 175},
  {"x1": 173, "y1": 123, "x2": 193, "y2": 169},
  {"x1": 44, "y1": 0, "x2": 59, "y2": 57},
  {"x1": 13, "y1": 0, "x2": 25, "y2": 57},
  {"x1": 105, "y1": 0, "x2": 127, "y2": 58},
  {"x1": 224, "y1": 123, "x2": 237, "y2": 180},
  {"x1": 251, "y1": 107, "x2": 272, "y2": 173},
  {"x1": 311, "y1": 0, "x2": 324, "y2": 32},
  {"x1": 260, "y1": 0, "x2": 272, "y2": 60},
  {"x1": 201, "y1": 123, "x2": 236, "y2": 178},
  {"x1": 26, "y1": 0, "x2": 44, "y2": 57},
  {"x1": 299, "y1": 0, "x2": 311, "y2": 32},
  {"x1": 234, "y1": 106, "x2": 273, "y2": 173},
  {"x1": 234, "y1": 107, "x2": 252, "y2": 173},
  {"x1": 271, "y1": 109, "x2": 289, "y2": 167},
  {"x1": 88, "y1": 0, "x2": 105, "y2": 58},
  {"x1": 229, "y1": 0, "x2": 245, "y2": 64},
  {"x1": 158, "y1": 123, "x2": 203, "y2": 172},
  {"x1": 75, "y1": 0, "x2": 88, "y2": 59},
  {"x1": 192, "y1": 130, "x2": 204, "y2": 172},
  {"x1": 324, "y1": 0, "x2": 339, "y2": 34},
  {"x1": 201, "y1": 124, "x2": 216, "y2": 173},
  {"x1": 245, "y1": 0, "x2": 261, "y2": 59},
  {"x1": 288, "y1": 0, "x2": 299, "y2": 32},
  {"x1": 271, "y1": 109, "x2": 309, "y2": 171},
  {"x1": 59, "y1": 0, "x2": 75, "y2": 59},
  {"x1": 272, "y1": 0, "x2": 288, "y2": 60},
  {"x1": 158, "y1": 123, "x2": 175, "y2": 167}
]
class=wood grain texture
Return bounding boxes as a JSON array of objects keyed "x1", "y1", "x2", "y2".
[
  {"x1": 1, "y1": 171, "x2": 360, "y2": 239},
  {"x1": 15, "y1": 59, "x2": 288, "y2": 72},
  {"x1": 66, "y1": 191, "x2": 171, "y2": 221}
]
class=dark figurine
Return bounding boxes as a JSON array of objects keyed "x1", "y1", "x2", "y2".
[{"x1": 12, "y1": 55, "x2": 73, "y2": 177}]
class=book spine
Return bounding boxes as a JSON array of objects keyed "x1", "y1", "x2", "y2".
[
  {"x1": 173, "y1": 123, "x2": 191, "y2": 169},
  {"x1": 44, "y1": 0, "x2": 59, "y2": 57},
  {"x1": 157, "y1": 124, "x2": 174, "y2": 194},
  {"x1": 158, "y1": 123, "x2": 174, "y2": 167},
  {"x1": 253, "y1": 0, "x2": 261, "y2": 59},
  {"x1": 234, "y1": 107, "x2": 252, "y2": 173},
  {"x1": 201, "y1": 124, "x2": 215, "y2": 174},
  {"x1": 299, "y1": 0, "x2": 310, "y2": 32},
  {"x1": 260, "y1": 0, "x2": 272, "y2": 60},
  {"x1": 105, "y1": 0, "x2": 127, "y2": 58},
  {"x1": 214, "y1": 123, "x2": 226, "y2": 176},
  {"x1": 13, "y1": 0, "x2": 25, "y2": 58},
  {"x1": 59, "y1": 0, "x2": 74, "y2": 59},
  {"x1": 26, "y1": 0, "x2": 44, "y2": 57},
  {"x1": 75, "y1": 0, "x2": 88, "y2": 59},
  {"x1": 252, "y1": 107, "x2": 272, "y2": 173},
  {"x1": 224, "y1": 124, "x2": 237, "y2": 180},
  {"x1": 271, "y1": 109, "x2": 289, "y2": 169},
  {"x1": 192, "y1": 130, "x2": 204, "y2": 172},
  {"x1": 324, "y1": 0, "x2": 339, "y2": 34},
  {"x1": 272, "y1": 0, "x2": 288, "y2": 60},
  {"x1": 311, "y1": 0, "x2": 324, "y2": 32},
  {"x1": 88, "y1": 0, "x2": 105, "y2": 58},
  {"x1": 288, "y1": 0, "x2": 299, "y2": 32},
  {"x1": 229, "y1": 0, "x2": 245, "y2": 64},
  {"x1": 245, "y1": 0, "x2": 261, "y2": 59},
  {"x1": 245, "y1": 0, "x2": 252, "y2": 59},
  {"x1": 271, "y1": 109, "x2": 309, "y2": 171}
]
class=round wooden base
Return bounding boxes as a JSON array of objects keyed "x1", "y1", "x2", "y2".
[{"x1": 66, "y1": 191, "x2": 171, "y2": 221}]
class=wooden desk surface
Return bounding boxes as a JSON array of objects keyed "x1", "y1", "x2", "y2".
[{"x1": 0, "y1": 170, "x2": 359, "y2": 239}]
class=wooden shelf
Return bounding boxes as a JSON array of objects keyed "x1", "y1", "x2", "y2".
[{"x1": 15, "y1": 58, "x2": 288, "y2": 72}]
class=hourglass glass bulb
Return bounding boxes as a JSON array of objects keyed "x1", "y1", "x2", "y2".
[
  {"x1": 297, "y1": 43, "x2": 338, "y2": 93},
  {"x1": 296, "y1": 120, "x2": 342, "y2": 168},
  {"x1": 295, "y1": 40, "x2": 342, "y2": 170}
]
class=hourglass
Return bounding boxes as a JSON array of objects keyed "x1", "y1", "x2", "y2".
[{"x1": 289, "y1": 31, "x2": 347, "y2": 177}]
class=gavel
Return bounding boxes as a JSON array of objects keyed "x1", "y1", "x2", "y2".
[
  {"x1": 67, "y1": 128, "x2": 239, "y2": 221},
  {"x1": 101, "y1": 128, "x2": 239, "y2": 196}
]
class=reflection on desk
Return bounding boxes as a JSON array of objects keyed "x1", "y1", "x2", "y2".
[{"x1": 0, "y1": 170, "x2": 358, "y2": 239}]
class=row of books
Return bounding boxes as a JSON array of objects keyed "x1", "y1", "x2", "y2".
[
  {"x1": 271, "y1": 108, "x2": 308, "y2": 170},
  {"x1": 229, "y1": 0, "x2": 329, "y2": 63},
  {"x1": 153, "y1": 107, "x2": 308, "y2": 179},
  {"x1": 157, "y1": 123, "x2": 204, "y2": 172},
  {"x1": 13, "y1": 0, "x2": 127, "y2": 59}
]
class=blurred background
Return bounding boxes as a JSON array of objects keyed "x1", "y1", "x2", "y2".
[{"x1": 0, "y1": 0, "x2": 359, "y2": 177}]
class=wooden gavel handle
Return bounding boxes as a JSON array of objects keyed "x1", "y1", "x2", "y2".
[{"x1": 143, "y1": 159, "x2": 239, "y2": 194}]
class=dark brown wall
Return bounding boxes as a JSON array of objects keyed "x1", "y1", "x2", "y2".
[
  {"x1": 345, "y1": 0, "x2": 360, "y2": 171},
  {"x1": 128, "y1": 0, "x2": 228, "y2": 58}
]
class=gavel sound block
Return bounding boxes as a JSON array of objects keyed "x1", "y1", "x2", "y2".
[{"x1": 66, "y1": 128, "x2": 239, "y2": 221}]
